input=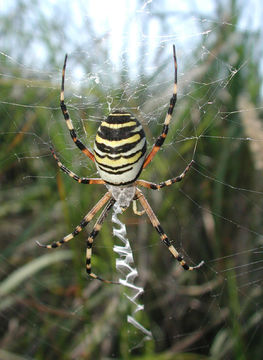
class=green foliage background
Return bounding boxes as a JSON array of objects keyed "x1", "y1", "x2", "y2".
[{"x1": 1, "y1": 0, "x2": 263, "y2": 359}]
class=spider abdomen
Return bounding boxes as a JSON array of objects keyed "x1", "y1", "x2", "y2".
[{"x1": 94, "y1": 111, "x2": 147, "y2": 185}]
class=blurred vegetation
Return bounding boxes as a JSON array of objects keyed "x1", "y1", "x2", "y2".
[{"x1": 1, "y1": 0, "x2": 263, "y2": 359}]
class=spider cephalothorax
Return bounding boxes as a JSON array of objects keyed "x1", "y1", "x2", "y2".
[
  {"x1": 105, "y1": 185, "x2": 136, "y2": 209},
  {"x1": 37, "y1": 46, "x2": 204, "y2": 284}
]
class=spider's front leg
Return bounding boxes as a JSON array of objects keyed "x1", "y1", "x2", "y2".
[
  {"x1": 36, "y1": 192, "x2": 111, "y2": 249},
  {"x1": 135, "y1": 188, "x2": 204, "y2": 271},
  {"x1": 86, "y1": 198, "x2": 120, "y2": 284}
]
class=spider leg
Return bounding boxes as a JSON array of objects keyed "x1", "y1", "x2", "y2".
[
  {"x1": 86, "y1": 198, "x2": 119, "y2": 284},
  {"x1": 60, "y1": 54, "x2": 95, "y2": 162},
  {"x1": 36, "y1": 192, "x2": 111, "y2": 249},
  {"x1": 135, "y1": 188, "x2": 204, "y2": 271},
  {"x1": 132, "y1": 200, "x2": 145, "y2": 216},
  {"x1": 50, "y1": 147, "x2": 105, "y2": 185},
  {"x1": 136, "y1": 160, "x2": 194, "y2": 190},
  {"x1": 143, "y1": 45, "x2": 177, "y2": 169}
]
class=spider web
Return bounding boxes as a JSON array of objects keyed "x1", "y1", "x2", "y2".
[{"x1": 1, "y1": 0, "x2": 263, "y2": 358}]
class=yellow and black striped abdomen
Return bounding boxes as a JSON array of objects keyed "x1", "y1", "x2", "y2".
[{"x1": 94, "y1": 111, "x2": 147, "y2": 185}]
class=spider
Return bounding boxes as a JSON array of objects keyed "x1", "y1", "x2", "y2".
[{"x1": 37, "y1": 45, "x2": 204, "y2": 284}]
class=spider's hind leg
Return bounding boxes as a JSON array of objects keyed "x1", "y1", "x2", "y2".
[
  {"x1": 50, "y1": 146, "x2": 105, "y2": 185},
  {"x1": 136, "y1": 160, "x2": 194, "y2": 190},
  {"x1": 60, "y1": 54, "x2": 95, "y2": 162},
  {"x1": 142, "y1": 45, "x2": 177, "y2": 169}
]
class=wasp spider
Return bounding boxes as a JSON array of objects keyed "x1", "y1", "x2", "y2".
[{"x1": 37, "y1": 46, "x2": 204, "y2": 284}]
